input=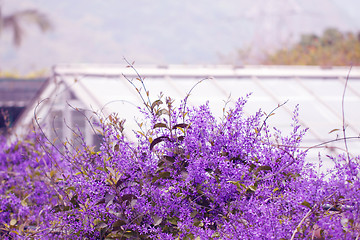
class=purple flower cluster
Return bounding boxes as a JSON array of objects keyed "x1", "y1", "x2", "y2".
[
  {"x1": 0, "y1": 134, "x2": 62, "y2": 239},
  {"x1": 1, "y1": 94, "x2": 360, "y2": 239}
]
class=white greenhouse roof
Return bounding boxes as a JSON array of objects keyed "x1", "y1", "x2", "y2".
[{"x1": 15, "y1": 64, "x2": 360, "y2": 165}]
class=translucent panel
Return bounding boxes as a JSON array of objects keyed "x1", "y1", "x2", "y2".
[
  {"x1": 347, "y1": 81, "x2": 360, "y2": 96},
  {"x1": 342, "y1": 100, "x2": 360, "y2": 128},
  {"x1": 164, "y1": 77, "x2": 204, "y2": 96},
  {"x1": 259, "y1": 79, "x2": 311, "y2": 99},
  {"x1": 312, "y1": 91, "x2": 360, "y2": 124},
  {"x1": 347, "y1": 141, "x2": 360, "y2": 156},
  {"x1": 322, "y1": 99, "x2": 345, "y2": 120},
  {"x1": 88, "y1": 78, "x2": 139, "y2": 103},
  {"x1": 212, "y1": 78, "x2": 264, "y2": 98},
  {"x1": 299, "y1": 100, "x2": 338, "y2": 123},
  {"x1": 75, "y1": 78, "x2": 138, "y2": 115},
  {"x1": 302, "y1": 79, "x2": 344, "y2": 97},
  {"x1": 174, "y1": 78, "x2": 230, "y2": 104},
  {"x1": 244, "y1": 100, "x2": 281, "y2": 116},
  {"x1": 145, "y1": 78, "x2": 185, "y2": 100}
]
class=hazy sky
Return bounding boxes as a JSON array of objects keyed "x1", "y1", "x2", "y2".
[{"x1": 1, "y1": 0, "x2": 360, "y2": 74}]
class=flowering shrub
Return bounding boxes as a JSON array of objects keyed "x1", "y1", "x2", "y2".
[
  {"x1": 1, "y1": 77, "x2": 360, "y2": 239},
  {"x1": 0, "y1": 134, "x2": 63, "y2": 239}
]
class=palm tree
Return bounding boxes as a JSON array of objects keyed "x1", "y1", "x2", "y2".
[{"x1": 0, "y1": 4, "x2": 52, "y2": 47}]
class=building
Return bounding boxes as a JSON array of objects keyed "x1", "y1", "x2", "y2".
[
  {"x1": 0, "y1": 78, "x2": 45, "y2": 134},
  {"x1": 12, "y1": 64, "x2": 360, "y2": 166}
]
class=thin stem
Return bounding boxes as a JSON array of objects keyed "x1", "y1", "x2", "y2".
[
  {"x1": 341, "y1": 66, "x2": 352, "y2": 164},
  {"x1": 290, "y1": 204, "x2": 316, "y2": 240},
  {"x1": 33, "y1": 99, "x2": 64, "y2": 169},
  {"x1": 123, "y1": 58, "x2": 152, "y2": 113},
  {"x1": 256, "y1": 100, "x2": 288, "y2": 139},
  {"x1": 181, "y1": 77, "x2": 208, "y2": 122}
]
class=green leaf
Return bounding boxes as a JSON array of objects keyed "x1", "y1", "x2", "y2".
[
  {"x1": 249, "y1": 163, "x2": 256, "y2": 172},
  {"x1": 258, "y1": 166, "x2": 272, "y2": 171},
  {"x1": 320, "y1": 229, "x2": 325, "y2": 238},
  {"x1": 212, "y1": 232, "x2": 220, "y2": 238},
  {"x1": 193, "y1": 219, "x2": 204, "y2": 227},
  {"x1": 328, "y1": 128, "x2": 340, "y2": 134},
  {"x1": 121, "y1": 194, "x2": 137, "y2": 202},
  {"x1": 156, "y1": 108, "x2": 170, "y2": 117},
  {"x1": 227, "y1": 180, "x2": 246, "y2": 192},
  {"x1": 158, "y1": 171, "x2": 171, "y2": 179},
  {"x1": 107, "y1": 167, "x2": 116, "y2": 177},
  {"x1": 190, "y1": 210, "x2": 198, "y2": 218},
  {"x1": 70, "y1": 195, "x2": 80, "y2": 208},
  {"x1": 151, "y1": 99, "x2": 163, "y2": 109},
  {"x1": 153, "y1": 215, "x2": 163, "y2": 226},
  {"x1": 220, "y1": 151, "x2": 229, "y2": 156},
  {"x1": 157, "y1": 160, "x2": 165, "y2": 168},
  {"x1": 301, "y1": 200, "x2": 312, "y2": 209},
  {"x1": 177, "y1": 136, "x2": 185, "y2": 142},
  {"x1": 150, "y1": 136, "x2": 169, "y2": 150},
  {"x1": 21, "y1": 199, "x2": 28, "y2": 207},
  {"x1": 96, "y1": 166, "x2": 106, "y2": 172},
  {"x1": 52, "y1": 205, "x2": 71, "y2": 212},
  {"x1": 10, "y1": 219, "x2": 17, "y2": 226},
  {"x1": 123, "y1": 230, "x2": 137, "y2": 238},
  {"x1": 49, "y1": 170, "x2": 56, "y2": 178},
  {"x1": 161, "y1": 109, "x2": 170, "y2": 115},
  {"x1": 112, "y1": 220, "x2": 126, "y2": 230},
  {"x1": 116, "y1": 175, "x2": 130, "y2": 188},
  {"x1": 255, "y1": 166, "x2": 272, "y2": 175},
  {"x1": 67, "y1": 186, "x2": 76, "y2": 192},
  {"x1": 248, "y1": 185, "x2": 257, "y2": 192},
  {"x1": 130, "y1": 198, "x2": 137, "y2": 208},
  {"x1": 153, "y1": 123, "x2": 168, "y2": 129},
  {"x1": 152, "y1": 176, "x2": 160, "y2": 183},
  {"x1": 227, "y1": 180, "x2": 240, "y2": 188},
  {"x1": 96, "y1": 198, "x2": 105, "y2": 205},
  {"x1": 185, "y1": 233, "x2": 195, "y2": 240},
  {"x1": 105, "y1": 193, "x2": 115, "y2": 207},
  {"x1": 172, "y1": 123, "x2": 190, "y2": 130},
  {"x1": 95, "y1": 221, "x2": 108, "y2": 229},
  {"x1": 168, "y1": 217, "x2": 179, "y2": 226},
  {"x1": 163, "y1": 155, "x2": 175, "y2": 163},
  {"x1": 137, "y1": 131, "x2": 146, "y2": 137},
  {"x1": 114, "y1": 144, "x2": 119, "y2": 151}
]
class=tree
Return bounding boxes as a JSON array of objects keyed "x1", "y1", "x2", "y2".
[
  {"x1": 0, "y1": 4, "x2": 52, "y2": 47},
  {"x1": 263, "y1": 28, "x2": 360, "y2": 66}
]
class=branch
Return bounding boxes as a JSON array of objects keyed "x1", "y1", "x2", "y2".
[
  {"x1": 290, "y1": 204, "x2": 317, "y2": 240},
  {"x1": 181, "y1": 77, "x2": 208, "y2": 122},
  {"x1": 122, "y1": 58, "x2": 152, "y2": 114},
  {"x1": 256, "y1": 100, "x2": 289, "y2": 139},
  {"x1": 341, "y1": 66, "x2": 352, "y2": 164}
]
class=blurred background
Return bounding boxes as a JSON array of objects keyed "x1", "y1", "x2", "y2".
[{"x1": 0, "y1": 0, "x2": 359, "y2": 76}]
